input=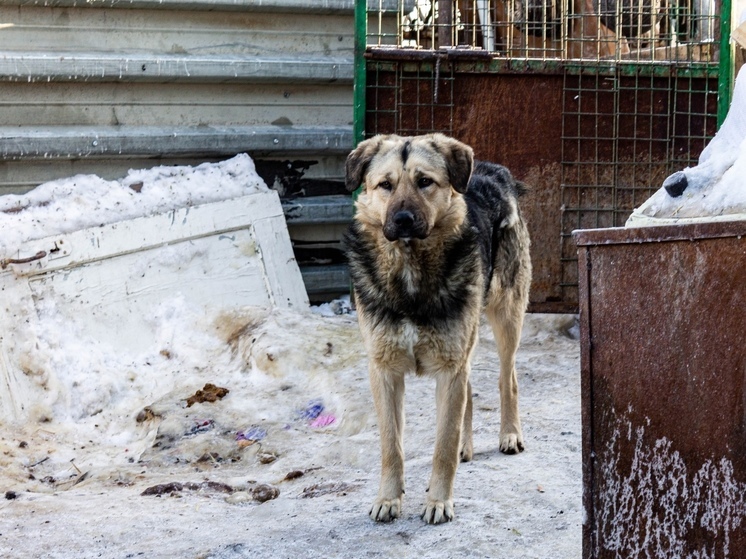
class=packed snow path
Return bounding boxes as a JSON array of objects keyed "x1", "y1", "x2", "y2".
[{"x1": 0, "y1": 309, "x2": 581, "y2": 559}]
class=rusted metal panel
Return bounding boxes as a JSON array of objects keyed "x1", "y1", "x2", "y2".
[
  {"x1": 575, "y1": 221, "x2": 746, "y2": 559},
  {"x1": 366, "y1": 62, "x2": 719, "y2": 312},
  {"x1": 452, "y1": 73, "x2": 566, "y2": 312}
]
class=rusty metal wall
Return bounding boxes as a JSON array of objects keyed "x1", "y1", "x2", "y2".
[
  {"x1": 366, "y1": 60, "x2": 718, "y2": 312},
  {"x1": 575, "y1": 221, "x2": 746, "y2": 558},
  {"x1": 560, "y1": 71, "x2": 718, "y2": 304}
]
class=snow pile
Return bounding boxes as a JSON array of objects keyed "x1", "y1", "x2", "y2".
[
  {"x1": 0, "y1": 299, "x2": 368, "y2": 482},
  {"x1": 0, "y1": 153, "x2": 300, "y2": 430},
  {"x1": 627, "y1": 67, "x2": 746, "y2": 225},
  {"x1": 0, "y1": 153, "x2": 267, "y2": 260}
]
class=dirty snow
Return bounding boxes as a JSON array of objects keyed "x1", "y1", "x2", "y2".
[
  {"x1": 0, "y1": 153, "x2": 267, "y2": 261},
  {"x1": 0, "y1": 155, "x2": 582, "y2": 558},
  {"x1": 0, "y1": 305, "x2": 581, "y2": 559},
  {"x1": 629, "y1": 66, "x2": 746, "y2": 223}
]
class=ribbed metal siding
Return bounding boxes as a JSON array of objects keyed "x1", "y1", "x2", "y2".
[
  {"x1": 0, "y1": 0, "x2": 362, "y2": 192},
  {"x1": 0, "y1": 0, "x2": 402, "y2": 297}
]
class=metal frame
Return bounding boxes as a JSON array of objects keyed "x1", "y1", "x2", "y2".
[{"x1": 0, "y1": 125, "x2": 354, "y2": 159}]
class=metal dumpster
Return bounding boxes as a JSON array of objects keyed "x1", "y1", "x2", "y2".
[{"x1": 574, "y1": 220, "x2": 746, "y2": 559}]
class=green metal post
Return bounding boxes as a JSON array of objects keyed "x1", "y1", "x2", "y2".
[
  {"x1": 718, "y1": 0, "x2": 733, "y2": 127},
  {"x1": 353, "y1": 0, "x2": 367, "y2": 148},
  {"x1": 352, "y1": 0, "x2": 367, "y2": 198}
]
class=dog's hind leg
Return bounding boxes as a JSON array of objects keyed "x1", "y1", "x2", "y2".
[
  {"x1": 369, "y1": 363, "x2": 406, "y2": 522},
  {"x1": 487, "y1": 296, "x2": 526, "y2": 455},
  {"x1": 460, "y1": 380, "x2": 474, "y2": 462},
  {"x1": 422, "y1": 368, "x2": 469, "y2": 524}
]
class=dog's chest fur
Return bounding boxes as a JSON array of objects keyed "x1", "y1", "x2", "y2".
[{"x1": 346, "y1": 218, "x2": 484, "y2": 330}]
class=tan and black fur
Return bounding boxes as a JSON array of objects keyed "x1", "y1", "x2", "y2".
[{"x1": 344, "y1": 134, "x2": 532, "y2": 524}]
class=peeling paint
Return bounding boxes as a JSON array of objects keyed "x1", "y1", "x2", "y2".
[{"x1": 594, "y1": 413, "x2": 746, "y2": 559}]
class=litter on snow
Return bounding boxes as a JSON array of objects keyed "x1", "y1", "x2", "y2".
[{"x1": 235, "y1": 426, "x2": 268, "y2": 445}]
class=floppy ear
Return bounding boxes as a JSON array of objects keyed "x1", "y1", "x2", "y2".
[
  {"x1": 345, "y1": 136, "x2": 385, "y2": 192},
  {"x1": 439, "y1": 135, "x2": 474, "y2": 193}
]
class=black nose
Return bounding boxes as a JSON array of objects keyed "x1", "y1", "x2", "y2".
[
  {"x1": 393, "y1": 210, "x2": 414, "y2": 229},
  {"x1": 663, "y1": 171, "x2": 688, "y2": 198}
]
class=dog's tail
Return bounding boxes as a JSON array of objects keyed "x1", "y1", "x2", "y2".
[
  {"x1": 473, "y1": 160, "x2": 528, "y2": 199},
  {"x1": 513, "y1": 179, "x2": 529, "y2": 198}
]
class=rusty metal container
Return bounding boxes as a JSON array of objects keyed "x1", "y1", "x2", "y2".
[{"x1": 574, "y1": 220, "x2": 746, "y2": 559}]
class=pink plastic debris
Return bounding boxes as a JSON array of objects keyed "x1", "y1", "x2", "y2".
[{"x1": 310, "y1": 414, "x2": 336, "y2": 428}]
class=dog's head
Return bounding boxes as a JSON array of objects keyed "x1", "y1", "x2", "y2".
[{"x1": 346, "y1": 134, "x2": 474, "y2": 242}]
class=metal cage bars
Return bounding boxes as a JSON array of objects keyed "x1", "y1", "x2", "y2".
[{"x1": 365, "y1": 0, "x2": 722, "y2": 65}]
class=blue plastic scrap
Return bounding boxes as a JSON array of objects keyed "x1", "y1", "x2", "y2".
[
  {"x1": 236, "y1": 425, "x2": 267, "y2": 442},
  {"x1": 297, "y1": 399, "x2": 324, "y2": 421}
]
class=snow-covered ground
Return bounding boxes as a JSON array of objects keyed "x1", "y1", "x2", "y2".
[
  {"x1": 0, "y1": 306, "x2": 581, "y2": 559},
  {"x1": 0, "y1": 154, "x2": 581, "y2": 558}
]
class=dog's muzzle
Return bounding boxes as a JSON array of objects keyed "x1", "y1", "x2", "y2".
[{"x1": 383, "y1": 210, "x2": 428, "y2": 242}]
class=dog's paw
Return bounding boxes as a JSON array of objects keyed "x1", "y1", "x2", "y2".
[
  {"x1": 370, "y1": 497, "x2": 402, "y2": 523},
  {"x1": 499, "y1": 432, "x2": 525, "y2": 455},
  {"x1": 421, "y1": 498, "x2": 455, "y2": 524}
]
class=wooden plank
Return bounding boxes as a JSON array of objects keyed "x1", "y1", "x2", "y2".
[
  {"x1": 252, "y1": 215, "x2": 310, "y2": 310},
  {"x1": 5, "y1": 191, "x2": 286, "y2": 275},
  {"x1": 0, "y1": 190, "x2": 308, "y2": 419},
  {"x1": 27, "y1": 229, "x2": 277, "y2": 352}
]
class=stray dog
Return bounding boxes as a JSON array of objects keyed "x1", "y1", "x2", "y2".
[{"x1": 344, "y1": 134, "x2": 531, "y2": 524}]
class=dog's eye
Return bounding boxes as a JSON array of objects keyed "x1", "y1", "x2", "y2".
[
  {"x1": 378, "y1": 180, "x2": 392, "y2": 190},
  {"x1": 418, "y1": 177, "x2": 434, "y2": 188}
]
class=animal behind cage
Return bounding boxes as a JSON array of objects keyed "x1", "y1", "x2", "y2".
[{"x1": 368, "y1": 0, "x2": 719, "y2": 62}]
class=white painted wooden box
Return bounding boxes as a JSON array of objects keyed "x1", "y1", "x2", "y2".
[{"x1": 0, "y1": 190, "x2": 308, "y2": 421}]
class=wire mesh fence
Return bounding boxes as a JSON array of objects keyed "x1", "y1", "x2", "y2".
[
  {"x1": 366, "y1": 0, "x2": 719, "y2": 62},
  {"x1": 558, "y1": 68, "x2": 718, "y2": 293},
  {"x1": 362, "y1": 0, "x2": 724, "y2": 310}
]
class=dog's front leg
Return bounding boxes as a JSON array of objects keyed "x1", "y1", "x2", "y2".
[
  {"x1": 369, "y1": 363, "x2": 406, "y2": 522},
  {"x1": 422, "y1": 370, "x2": 468, "y2": 524}
]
